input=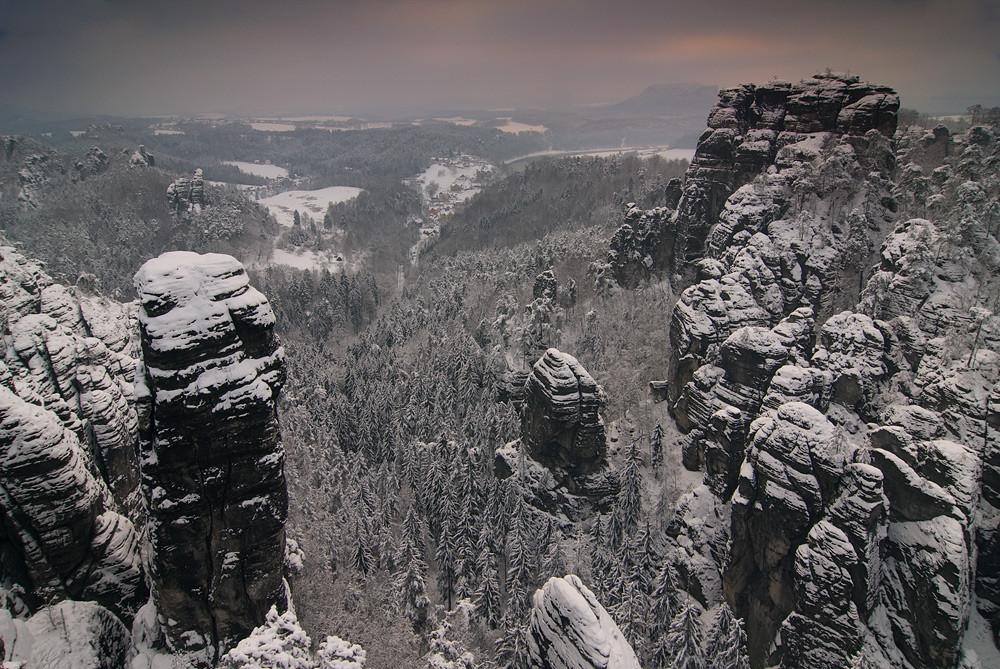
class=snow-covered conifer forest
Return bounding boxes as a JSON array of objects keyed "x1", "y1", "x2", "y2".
[{"x1": 1, "y1": 72, "x2": 999, "y2": 669}]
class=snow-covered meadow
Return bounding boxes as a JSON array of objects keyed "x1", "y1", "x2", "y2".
[
  {"x1": 258, "y1": 187, "x2": 364, "y2": 227},
  {"x1": 223, "y1": 160, "x2": 289, "y2": 179}
]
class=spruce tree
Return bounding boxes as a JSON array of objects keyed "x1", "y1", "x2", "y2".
[
  {"x1": 473, "y1": 544, "x2": 503, "y2": 628},
  {"x1": 352, "y1": 519, "x2": 374, "y2": 576},
  {"x1": 659, "y1": 596, "x2": 705, "y2": 669},
  {"x1": 437, "y1": 517, "x2": 458, "y2": 610},
  {"x1": 617, "y1": 443, "x2": 643, "y2": 539},
  {"x1": 705, "y1": 603, "x2": 750, "y2": 669},
  {"x1": 495, "y1": 610, "x2": 532, "y2": 669},
  {"x1": 394, "y1": 533, "x2": 430, "y2": 633},
  {"x1": 651, "y1": 422, "x2": 664, "y2": 469},
  {"x1": 647, "y1": 563, "x2": 680, "y2": 665}
]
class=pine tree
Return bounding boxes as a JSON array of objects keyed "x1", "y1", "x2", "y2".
[
  {"x1": 658, "y1": 596, "x2": 704, "y2": 669},
  {"x1": 631, "y1": 522, "x2": 659, "y2": 593},
  {"x1": 473, "y1": 545, "x2": 503, "y2": 628},
  {"x1": 612, "y1": 577, "x2": 649, "y2": 658},
  {"x1": 437, "y1": 518, "x2": 458, "y2": 610},
  {"x1": 705, "y1": 603, "x2": 750, "y2": 669},
  {"x1": 617, "y1": 443, "x2": 643, "y2": 540},
  {"x1": 651, "y1": 423, "x2": 664, "y2": 469},
  {"x1": 647, "y1": 563, "x2": 680, "y2": 665},
  {"x1": 394, "y1": 534, "x2": 431, "y2": 633},
  {"x1": 352, "y1": 519, "x2": 374, "y2": 576},
  {"x1": 505, "y1": 489, "x2": 536, "y2": 616},
  {"x1": 589, "y1": 516, "x2": 611, "y2": 599},
  {"x1": 541, "y1": 529, "x2": 566, "y2": 581},
  {"x1": 495, "y1": 610, "x2": 532, "y2": 669}
]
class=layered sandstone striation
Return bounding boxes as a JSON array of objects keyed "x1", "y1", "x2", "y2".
[
  {"x1": 521, "y1": 348, "x2": 608, "y2": 487},
  {"x1": 639, "y1": 74, "x2": 999, "y2": 667},
  {"x1": 134, "y1": 251, "x2": 288, "y2": 663},
  {"x1": 0, "y1": 243, "x2": 146, "y2": 623},
  {"x1": 527, "y1": 574, "x2": 640, "y2": 669}
]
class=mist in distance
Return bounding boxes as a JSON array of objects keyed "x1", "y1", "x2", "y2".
[{"x1": 1, "y1": 0, "x2": 998, "y2": 118}]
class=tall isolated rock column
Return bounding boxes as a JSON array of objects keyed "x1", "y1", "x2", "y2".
[{"x1": 133, "y1": 252, "x2": 288, "y2": 664}]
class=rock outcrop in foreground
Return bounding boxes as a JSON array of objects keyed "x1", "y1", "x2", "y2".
[
  {"x1": 527, "y1": 574, "x2": 640, "y2": 669},
  {"x1": 0, "y1": 243, "x2": 146, "y2": 624},
  {"x1": 134, "y1": 251, "x2": 288, "y2": 664}
]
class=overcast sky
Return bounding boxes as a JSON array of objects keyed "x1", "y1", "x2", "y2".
[{"x1": 1, "y1": 0, "x2": 998, "y2": 117}]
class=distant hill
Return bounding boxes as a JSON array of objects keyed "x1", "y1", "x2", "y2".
[{"x1": 602, "y1": 83, "x2": 718, "y2": 117}]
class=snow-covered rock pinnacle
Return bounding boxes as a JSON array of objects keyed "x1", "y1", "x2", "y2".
[
  {"x1": 134, "y1": 251, "x2": 288, "y2": 664},
  {"x1": 527, "y1": 574, "x2": 640, "y2": 669}
]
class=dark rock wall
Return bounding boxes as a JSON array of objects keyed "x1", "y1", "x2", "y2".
[
  {"x1": 609, "y1": 73, "x2": 898, "y2": 289},
  {"x1": 522, "y1": 348, "x2": 607, "y2": 486},
  {"x1": 134, "y1": 251, "x2": 287, "y2": 663}
]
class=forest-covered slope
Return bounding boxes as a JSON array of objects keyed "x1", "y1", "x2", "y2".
[{"x1": 0, "y1": 72, "x2": 998, "y2": 668}]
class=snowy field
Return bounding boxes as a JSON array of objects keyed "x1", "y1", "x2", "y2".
[
  {"x1": 258, "y1": 186, "x2": 363, "y2": 227},
  {"x1": 249, "y1": 122, "x2": 296, "y2": 132},
  {"x1": 270, "y1": 248, "x2": 348, "y2": 272},
  {"x1": 496, "y1": 119, "x2": 548, "y2": 134},
  {"x1": 434, "y1": 117, "x2": 477, "y2": 126},
  {"x1": 327, "y1": 122, "x2": 393, "y2": 131},
  {"x1": 223, "y1": 161, "x2": 289, "y2": 179},
  {"x1": 409, "y1": 156, "x2": 494, "y2": 201},
  {"x1": 276, "y1": 115, "x2": 352, "y2": 122}
]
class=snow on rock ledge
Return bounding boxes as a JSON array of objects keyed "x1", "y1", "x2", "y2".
[
  {"x1": 134, "y1": 251, "x2": 288, "y2": 665},
  {"x1": 527, "y1": 574, "x2": 640, "y2": 669}
]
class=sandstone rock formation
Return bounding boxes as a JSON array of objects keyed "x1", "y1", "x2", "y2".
[
  {"x1": 521, "y1": 348, "x2": 607, "y2": 490},
  {"x1": 640, "y1": 75, "x2": 999, "y2": 667},
  {"x1": 526, "y1": 574, "x2": 640, "y2": 669},
  {"x1": 0, "y1": 243, "x2": 146, "y2": 624},
  {"x1": 73, "y1": 146, "x2": 109, "y2": 179},
  {"x1": 496, "y1": 348, "x2": 616, "y2": 517},
  {"x1": 134, "y1": 251, "x2": 288, "y2": 664},
  {"x1": 166, "y1": 168, "x2": 206, "y2": 214},
  {"x1": 609, "y1": 73, "x2": 898, "y2": 288},
  {"x1": 130, "y1": 144, "x2": 155, "y2": 168}
]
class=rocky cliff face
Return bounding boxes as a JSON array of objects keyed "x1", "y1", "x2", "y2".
[
  {"x1": 633, "y1": 76, "x2": 999, "y2": 668},
  {"x1": 134, "y1": 251, "x2": 288, "y2": 664},
  {"x1": 610, "y1": 73, "x2": 898, "y2": 289},
  {"x1": 0, "y1": 243, "x2": 146, "y2": 624}
]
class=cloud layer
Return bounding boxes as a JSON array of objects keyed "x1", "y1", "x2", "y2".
[{"x1": 1, "y1": 0, "x2": 997, "y2": 116}]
